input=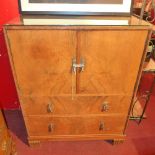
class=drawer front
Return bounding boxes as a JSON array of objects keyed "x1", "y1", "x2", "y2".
[
  {"x1": 21, "y1": 96, "x2": 131, "y2": 115},
  {"x1": 25, "y1": 115, "x2": 126, "y2": 136}
]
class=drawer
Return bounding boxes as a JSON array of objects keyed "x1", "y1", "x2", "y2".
[
  {"x1": 25, "y1": 115, "x2": 126, "y2": 136},
  {"x1": 21, "y1": 96, "x2": 131, "y2": 115}
]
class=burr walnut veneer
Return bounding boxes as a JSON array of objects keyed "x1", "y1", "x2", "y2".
[{"x1": 4, "y1": 16, "x2": 151, "y2": 146}]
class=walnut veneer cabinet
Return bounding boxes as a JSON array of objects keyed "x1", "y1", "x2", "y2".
[
  {"x1": 0, "y1": 110, "x2": 16, "y2": 154},
  {"x1": 4, "y1": 16, "x2": 152, "y2": 146}
]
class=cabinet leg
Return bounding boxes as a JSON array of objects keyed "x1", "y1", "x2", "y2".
[
  {"x1": 28, "y1": 140, "x2": 41, "y2": 147},
  {"x1": 112, "y1": 139, "x2": 125, "y2": 145}
]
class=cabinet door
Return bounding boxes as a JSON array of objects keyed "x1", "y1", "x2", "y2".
[
  {"x1": 6, "y1": 29, "x2": 76, "y2": 96},
  {"x1": 77, "y1": 29, "x2": 148, "y2": 95}
]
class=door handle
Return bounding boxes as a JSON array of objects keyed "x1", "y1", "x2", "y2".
[{"x1": 72, "y1": 58, "x2": 85, "y2": 73}]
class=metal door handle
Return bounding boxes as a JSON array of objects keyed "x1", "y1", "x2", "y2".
[{"x1": 72, "y1": 58, "x2": 85, "y2": 73}]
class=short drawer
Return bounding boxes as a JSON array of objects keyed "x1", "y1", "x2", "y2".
[
  {"x1": 21, "y1": 96, "x2": 131, "y2": 115},
  {"x1": 25, "y1": 115, "x2": 126, "y2": 136}
]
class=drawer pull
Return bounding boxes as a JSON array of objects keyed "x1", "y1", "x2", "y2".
[
  {"x1": 48, "y1": 124, "x2": 54, "y2": 132},
  {"x1": 99, "y1": 122, "x2": 105, "y2": 131},
  {"x1": 72, "y1": 58, "x2": 85, "y2": 73},
  {"x1": 47, "y1": 102, "x2": 53, "y2": 113},
  {"x1": 101, "y1": 102, "x2": 109, "y2": 112}
]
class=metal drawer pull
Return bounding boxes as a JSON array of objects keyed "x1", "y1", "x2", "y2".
[
  {"x1": 72, "y1": 58, "x2": 85, "y2": 73},
  {"x1": 47, "y1": 102, "x2": 53, "y2": 113},
  {"x1": 99, "y1": 122, "x2": 105, "y2": 131},
  {"x1": 101, "y1": 102, "x2": 109, "y2": 112},
  {"x1": 48, "y1": 124, "x2": 54, "y2": 132}
]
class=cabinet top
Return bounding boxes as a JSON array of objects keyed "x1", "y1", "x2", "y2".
[{"x1": 4, "y1": 15, "x2": 152, "y2": 28}]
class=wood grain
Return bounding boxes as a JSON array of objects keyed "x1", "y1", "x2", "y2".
[
  {"x1": 28, "y1": 134, "x2": 126, "y2": 141},
  {"x1": 0, "y1": 111, "x2": 5, "y2": 128},
  {"x1": 6, "y1": 29, "x2": 76, "y2": 96},
  {"x1": 0, "y1": 110, "x2": 17, "y2": 155},
  {"x1": 4, "y1": 24, "x2": 150, "y2": 143},
  {"x1": 21, "y1": 95, "x2": 132, "y2": 115},
  {"x1": 77, "y1": 30, "x2": 148, "y2": 94},
  {"x1": 25, "y1": 115, "x2": 126, "y2": 136}
]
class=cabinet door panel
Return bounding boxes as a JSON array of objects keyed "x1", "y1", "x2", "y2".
[
  {"x1": 77, "y1": 30, "x2": 148, "y2": 94},
  {"x1": 7, "y1": 29, "x2": 76, "y2": 96}
]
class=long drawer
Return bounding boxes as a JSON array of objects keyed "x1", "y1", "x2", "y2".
[
  {"x1": 25, "y1": 115, "x2": 127, "y2": 136},
  {"x1": 21, "y1": 96, "x2": 132, "y2": 115}
]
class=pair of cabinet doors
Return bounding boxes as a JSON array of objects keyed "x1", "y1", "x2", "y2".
[{"x1": 6, "y1": 28, "x2": 148, "y2": 97}]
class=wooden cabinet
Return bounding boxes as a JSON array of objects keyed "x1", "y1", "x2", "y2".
[
  {"x1": 0, "y1": 110, "x2": 16, "y2": 154},
  {"x1": 4, "y1": 16, "x2": 151, "y2": 145}
]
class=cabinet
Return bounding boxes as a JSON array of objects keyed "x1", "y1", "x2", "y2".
[
  {"x1": 4, "y1": 16, "x2": 151, "y2": 145},
  {"x1": 0, "y1": 110, "x2": 16, "y2": 154}
]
